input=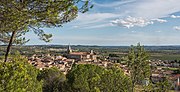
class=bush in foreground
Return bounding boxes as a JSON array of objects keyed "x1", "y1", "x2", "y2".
[
  {"x1": 38, "y1": 67, "x2": 66, "y2": 92},
  {"x1": 66, "y1": 64, "x2": 132, "y2": 92},
  {"x1": 0, "y1": 54, "x2": 42, "y2": 92}
]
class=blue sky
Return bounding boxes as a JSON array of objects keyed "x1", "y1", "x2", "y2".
[{"x1": 26, "y1": 0, "x2": 180, "y2": 46}]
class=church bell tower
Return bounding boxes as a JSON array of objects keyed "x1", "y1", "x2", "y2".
[{"x1": 67, "y1": 44, "x2": 72, "y2": 54}]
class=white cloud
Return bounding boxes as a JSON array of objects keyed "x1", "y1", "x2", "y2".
[
  {"x1": 76, "y1": 13, "x2": 119, "y2": 23},
  {"x1": 69, "y1": 0, "x2": 180, "y2": 29},
  {"x1": 94, "y1": 0, "x2": 180, "y2": 19},
  {"x1": 173, "y1": 26, "x2": 180, "y2": 30},
  {"x1": 111, "y1": 16, "x2": 153, "y2": 28},
  {"x1": 81, "y1": 23, "x2": 113, "y2": 29},
  {"x1": 126, "y1": 0, "x2": 180, "y2": 19},
  {"x1": 73, "y1": 26, "x2": 79, "y2": 28},
  {"x1": 170, "y1": 15, "x2": 180, "y2": 18},
  {"x1": 154, "y1": 30, "x2": 162, "y2": 33},
  {"x1": 151, "y1": 19, "x2": 167, "y2": 23},
  {"x1": 69, "y1": 13, "x2": 120, "y2": 29},
  {"x1": 110, "y1": 0, "x2": 180, "y2": 28},
  {"x1": 111, "y1": 16, "x2": 168, "y2": 28}
]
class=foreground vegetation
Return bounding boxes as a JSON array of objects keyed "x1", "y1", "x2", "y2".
[
  {"x1": 0, "y1": 55, "x2": 132, "y2": 92},
  {"x1": 0, "y1": 54, "x2": 42, "y2": 92},
  {"x1": 0, "y1": 44, "x2": 173, "y2": 92},
  {"x1": 0, "y1": 56, "x2": 172, "y2": 92}
]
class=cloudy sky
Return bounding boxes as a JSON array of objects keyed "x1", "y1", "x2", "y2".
[{"x1": 26, "y1": 0, "x2": 180, "y2": 46}]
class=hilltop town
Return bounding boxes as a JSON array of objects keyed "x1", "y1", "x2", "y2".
[
  {"x1": 28, "y1": 45, "x2": 113, "y2": 74},
  {"x1": 27, "y1": 45, "x2": 180, "y2": 90}
]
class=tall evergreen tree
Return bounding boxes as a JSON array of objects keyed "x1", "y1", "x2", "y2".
[{"x1": 126, "y1": 43, "x2": 150, "y2": 92}]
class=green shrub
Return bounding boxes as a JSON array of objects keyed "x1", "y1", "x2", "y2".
[
  {"x1": 0, "y1": 54, "x2": 42, "y2": 92},
  {"x1": 38, "y1": 67, "x2": 66, "y2": 92},
  {"x1": 66, "y1": 64, "x2": 132, "y2": 92}
]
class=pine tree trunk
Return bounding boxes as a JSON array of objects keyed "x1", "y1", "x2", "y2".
[
  {"x1": 4, "y1": 31, "x2": 16, "y2": 62},
  {"x1": 132, "y1": 84, "x2": 134, "y2": 92}
]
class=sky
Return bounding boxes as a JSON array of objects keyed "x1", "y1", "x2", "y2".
[{"x1": 26, "y1": 0, "x2": 180, "y2": 46}]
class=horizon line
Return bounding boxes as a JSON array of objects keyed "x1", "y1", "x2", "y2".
[{"x1": 1, "y1": 44, "x2": 180, "y2": 47}]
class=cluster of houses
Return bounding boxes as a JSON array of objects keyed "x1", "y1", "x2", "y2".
[
  {"x1": 28, "y1": 54, "x2": 75, "y2": 74},
  {"x1": 151, "y1": 59, "x2": 179, "y2": 68},
  {"x1": 27, "y1": 45, "x2": 179, "y2": 90},
  {"x1": 150, "y1": 59, "x2": 180, "y2": 90},
  {"x1": 28, "y1": 45, "x2": 98, "y2": 74},
  {"x1": 28, "y1": 45, "x2": 130, "y2": 75}
]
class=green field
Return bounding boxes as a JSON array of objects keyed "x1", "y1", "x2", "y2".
[
  {"x1": 150, "y1": 54, "x2": 180, "y2": 60},
  {"x1": 1, "y1": 45, "x2": 180, "y2": 61}
]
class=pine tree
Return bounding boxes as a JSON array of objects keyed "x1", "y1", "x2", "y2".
[{"x1": 126, "y1": 43, "x2": 150, "y2": 92}]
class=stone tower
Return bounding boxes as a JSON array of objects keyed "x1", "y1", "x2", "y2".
[
  {"x1": 67, "y1": 44, "x2": 72, "y2": 54},
  {"x1": 90, "y1": 50, "x2": 94, "y2": 54}
]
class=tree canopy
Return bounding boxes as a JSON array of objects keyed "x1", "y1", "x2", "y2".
[
  {"x1": 0, "y1": 53, "x2": 42, "y2": 92},
  {"x1": 0, "y1": 0, "x2": 92, "y2": 41},
  {"x1": 66, "y1": 64, "x2": 132, "y2": 92},
  {"x1": 37, "y1": 67, "x2": 66, "y2": 92},
  {"x1": 0, "y1": 0, "x2": 92, "y2": 62},
  {"x1": 126, "y1": 43, "x2": 150, "y2": 91},
  {"x1": 0, "y1": 31, "x2": 29, "y2": 45}
]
